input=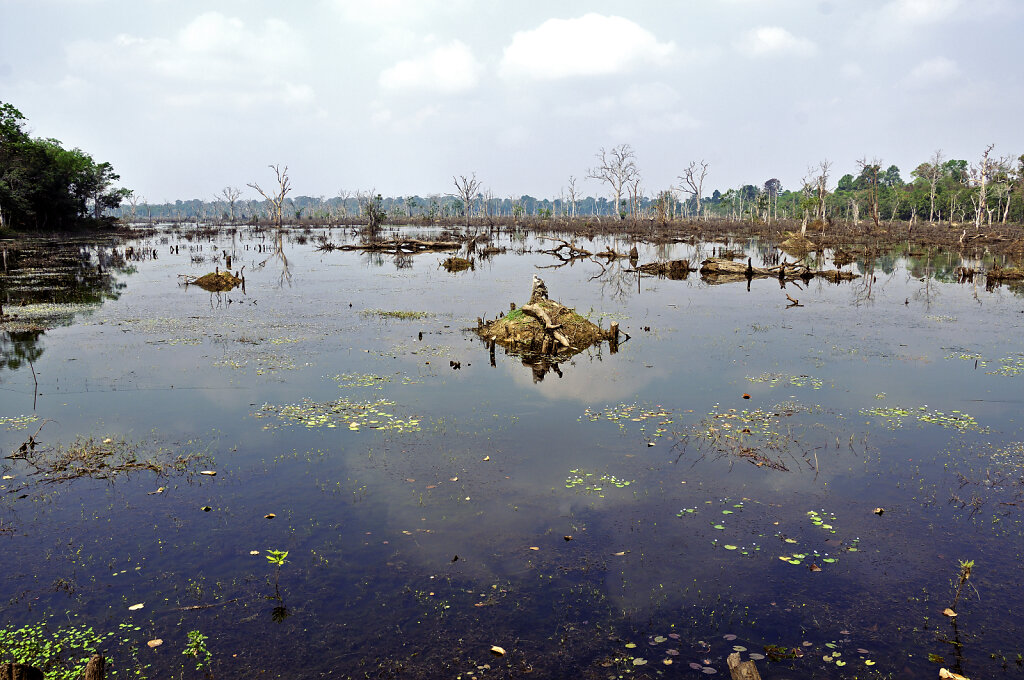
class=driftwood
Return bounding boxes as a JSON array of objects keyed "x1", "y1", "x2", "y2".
[
  {"x1": 700, "y1": 257, "x2": 859, "y2": 284},
  {"x1": 521, "y1": 304, "x2": 570, "y2": 347},
  {"x1": 727, "y1": 652, "x2": 762, "y2": 680},
  {"x1": 636, "y1": 260, "x2": 692, "y2": 279},
  {"x1": 537, "y1": 237, "x2": 629, "y2": 267},
  {"x1": 318, "y1": 239, "x2": 463, "y2": 253}
]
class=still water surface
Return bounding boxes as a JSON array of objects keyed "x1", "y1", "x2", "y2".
[{"x1": 2, "y1": 227, "x2": 1023, "y2": 679}]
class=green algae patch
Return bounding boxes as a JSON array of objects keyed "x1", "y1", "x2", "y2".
[
  {"x1": 254, "y1": 397, "x2": 421, "y2": 432},
  {"x1": 746, "y1": 372, "x2": 826, "y2": 390},
  {"x1": 860, "y1": 405, "x2": 984, "y2": 432}
]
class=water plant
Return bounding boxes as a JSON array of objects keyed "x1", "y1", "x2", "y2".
[
  {"x1": 0, "y1": 616, "x2": 136, "y2": 680},
  {"x1": 182, "y1": 629, "x2": 212, "y2": 672}
]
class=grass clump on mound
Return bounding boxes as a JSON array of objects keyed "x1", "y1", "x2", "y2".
[
  {"x1": 476, "y1": 276, "x2": 617, "y2": 358},
  {"x1": 187, "y1": 271, "x2": 242, "y2": 292}
]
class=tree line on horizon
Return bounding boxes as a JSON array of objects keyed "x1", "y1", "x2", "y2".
[
  {"x1": 122, "y1": 144, "x2": 1024, "y2": 231},
  {"x1": 3, "y1": 101, "x2": 1022, "y2": 232}
]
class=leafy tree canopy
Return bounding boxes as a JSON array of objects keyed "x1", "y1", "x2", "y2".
[{"x1": 0, "y1": 101, "x2": 130, "y2": 231}]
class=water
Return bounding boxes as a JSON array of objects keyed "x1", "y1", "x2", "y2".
[{"x1": 2, "y1": 226, "x2": 1023, "y2": 679}]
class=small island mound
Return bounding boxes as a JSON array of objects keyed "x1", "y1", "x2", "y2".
[
  {"x1": 475, "y1": 276, "x2": 624, "y2": 360},
  {"x1": 182, "y1": 270, "x2": 243, "y2": 292}
]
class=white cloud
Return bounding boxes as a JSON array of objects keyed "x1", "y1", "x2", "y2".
[
  {"x1": 379, "y1": 40, "x2": 482, "y2": 94},
  {"x1": 65, "y1": 12, "x2": 312, "y2": 109},
  {"x1": 735, "y1": 26, "x2": 817, "y2": 57},
  {"x1": 881, "y1": 0, "x2": 960, "y2": 24},
  {"x1": 328, "y1": 0, "x2": 464, "y2": 26},
  {"x1": 499, "y1": 14, "x2": 675, "y2": 80},
  {"x1": 908, "y1": 56, "x2": 960, "y2": 84},
  {"x1": 840, "y1": 62, "x2": 865, "y2": 79}
]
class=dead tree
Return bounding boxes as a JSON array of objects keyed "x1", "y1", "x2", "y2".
[
  {"x1": 219, "y1": 186, "x2": 241, "y2": 223},
  {"x1": 247, "y1": 165, "x2": 291, "y2": 228},
  {"x1": 926, "y1": 149, "x2": 944, "y2": 222},
  {"x1": 971, "y1": 143, "x2": 996, "y2": 230},
  {"x1": 566, "y1": 175, "x2": 579, "y2": 217},
  {"x1": 857, "y1": 157, "x2": 882, "y2": 231},
  {"x1": 453, "y1": 173, "x2": 482, "y2": 230},
  {"x1": 678, "y1": 160, "x2": 710, "y2": 219},
  {"x1": 588, "y1": 144, "x2": 638, "y2": 219}
]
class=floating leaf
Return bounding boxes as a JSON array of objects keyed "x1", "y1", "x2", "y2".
[
  {"x1": 625, "y1": 643, "x2": 637, "y2": 649},
  {"x1": 723, "y1": 545, "x2": 738, "y2": 551},
  {"x1": 264, "y1": 513, "x2": 276, "y2": 519},
  {"x1": 723, "y1": 634, "x2": 737, "y2": 641},
  {"x1": 199, "y1": 470, "x2": 216, "y2": 476},
  {"x1": 632, "y1": 658, "x2": 647, "y2": 666},
  {"x1": 146, "y1": 639, "x2": 163, "y2": 648},
  {"x1": 942, "y1": 608, "x2": 957, "y2": 618},
  {"x1": 489, "y1": 645, "x2": 505, "y2": 657},
  {"x1": 128, "y1": 603, "x2": 144, "y2": 611}
]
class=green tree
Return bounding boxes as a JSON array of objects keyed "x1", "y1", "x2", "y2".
[{"x1": 0, "y1": 101, "x2": 129, "y2": 231}]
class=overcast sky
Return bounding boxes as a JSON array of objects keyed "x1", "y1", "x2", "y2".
[{"x1": 2, "y1": 0, "x2": 1021, "y2": 203}]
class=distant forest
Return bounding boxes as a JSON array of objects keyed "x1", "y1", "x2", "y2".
[
  {"x1": 3, "y1": 99, "x2": 1022, "y2": 232},
  {"x1": 121, "y1": 146, "x2": 1024, "y2": 230}
]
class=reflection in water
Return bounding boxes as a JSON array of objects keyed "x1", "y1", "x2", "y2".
[
  {"x1": 4, "y1": 226, "x2": 1024, "y2": 679},
  {"x1": 0, "y1": 330, "x2": 43, "y2": 374}
]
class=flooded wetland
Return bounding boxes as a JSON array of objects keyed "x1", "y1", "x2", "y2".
[{"x1": 3, "y1": 225, "x2": 1024, "y2": 680}]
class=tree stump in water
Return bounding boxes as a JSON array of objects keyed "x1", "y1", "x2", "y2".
[
  {"x1": 726, "y1": 652, "x2": 762, "y2": 680},
  {"x1": 0, "y1": 664, "x2": 44, "y2": 680},
  {"x1": 83, "y1": 654, "x2": 106, "y2": 680}
]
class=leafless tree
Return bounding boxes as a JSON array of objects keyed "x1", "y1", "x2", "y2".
[
  {"x1": 566, "y1": 175, "x2": 579, "y2": 218},
  {"x1": 678, "y1": 160, "x2": 710, "y2": 219},
  {"x1": 587, "y1": 144, "x2": 638, "y2": 219},
  {"x1": 453, "y1": 173, "x2": 482, "y2": 229},
  {"x1": 219, "y1": 186, "x2": 242, "y2": 223},
  {"x1": 126, "y1": 192, "x2": 143, "y2": 223},
  {"x1": 857, "y1": 157, "x2": 882, "y2": 231},
  {"x1": 926, "y1": 149, "x2": 944, "y2": 222},
  {"x1": 247, "y1": 165, "x2": 291, "y2": 228},
  {"x1": 627, "y1": 175, "x2": 644, "y2": 220},
  {"x1": 970, "y1": 144, "x2": 996, "y2": 229},
  {"x1": 763, "y1": 178, "x2": 781, "y2": 224}
]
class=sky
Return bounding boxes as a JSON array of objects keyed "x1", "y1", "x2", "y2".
[{"x1": 1, "y1": 0, "x2": 1021, "y2": 204}]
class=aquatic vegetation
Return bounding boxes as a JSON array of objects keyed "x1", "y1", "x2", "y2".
[
  {"x1": 359, "y1": 308, "x2": 434, "y2": 320},
  {"x1": 254, "y1": 397, "x2": 421, "y2": 432},
  {"x1": 6, "y1": 434, "x2": 211, "y2": 485},
  {"x1": 564, "y1": 469, "x2": 633, "y2": 496},
  {"x1": 860, "y1": 405, "x2": 984, "y2": 432},
  {"x1": 776, "y1": 510, "x2": 860, "y2": 567},
  {"x1": 330, "y1": 372, "x2": 391, "y2": 389},
  {"x1": 182, "y1": 630, "x2": 212, "y2": 671},
  {"x1": 580, "y1": 403, "x2": 674, "y2": 436},
  {"x1": 0, "y1": 616, "x2": 141, "y2": 680},
  {"x1": 746, "y1": 372, "x2": 826, "y2": 390},
  {"x1": 0, "y1": 414, "x2": 40, "y2": 430},
  {"x1": 945, "y1": 350, "x2": 1024, "y2": 376}
]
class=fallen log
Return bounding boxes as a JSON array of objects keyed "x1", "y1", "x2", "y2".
[
  {"x1": 636, "y1": 260, "x2": 692, "y2": 279},
  {"x1": 699, "y1": 257, "x2": 859, "y2": 284},
  {"x1": 317, "y1": 239, "x2": 463, "y2": 252}
]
